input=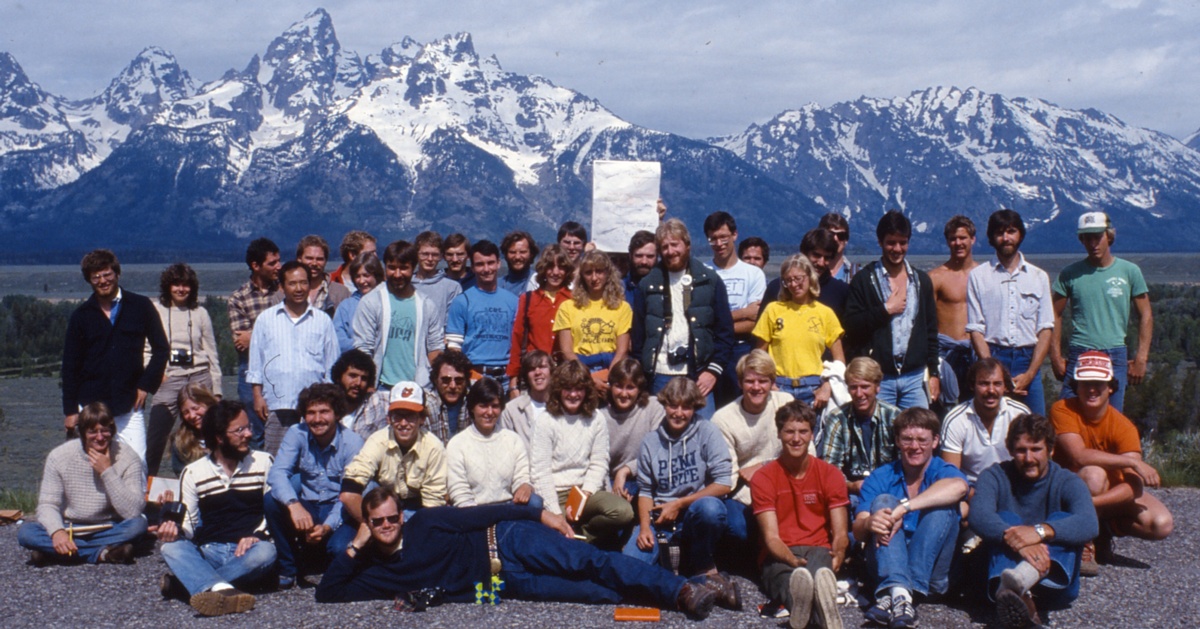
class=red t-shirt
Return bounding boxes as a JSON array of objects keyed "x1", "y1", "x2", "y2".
[{"x1": 751, "y1": 457, "x2": 849, "y2": 549}]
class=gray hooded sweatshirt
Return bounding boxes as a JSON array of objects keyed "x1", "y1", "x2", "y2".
[{"x1": 636, "y1": 418, "x2": 732, "y2": 502}]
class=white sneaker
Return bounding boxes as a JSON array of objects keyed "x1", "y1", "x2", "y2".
[
  {"x1": 813, "y1": 567, "x2": 843, "y2": 629},
  {"x1": 788, "y1": 568, "x2": 814, "y2": 629}
]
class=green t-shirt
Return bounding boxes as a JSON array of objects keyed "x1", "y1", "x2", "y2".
[
  {"x1": 1052, "y1": 257, "x2": 1147, "y2": 349},
  {"x1": 379, "y1": 292, "x2": 418, "y2": 386}
]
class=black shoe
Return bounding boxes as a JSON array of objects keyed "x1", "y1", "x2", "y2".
[
  {"x1": 677, "y1": 582, "x2": 717, "y2": 620},
  {"x1": 704, "y1": 572, "x2": 742, "y2": 611},
  {"x1": 29, "y1": 550, "x2": 52, "y2": 567},
  {"x1": 160, "y1": 573, "x2": 188, "y2": 601},
  {"x1": 98, "y1": 543, "x2": 134, "y2": 564}
]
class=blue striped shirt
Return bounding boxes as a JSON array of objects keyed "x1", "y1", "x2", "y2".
[
  {"x1": 247, "y1": 302, "x2": 339, "y2": 411},
  {"x1": 966, "y1": 254, "x2": 1053, "y2": 348}
]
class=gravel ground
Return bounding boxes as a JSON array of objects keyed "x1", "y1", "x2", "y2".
[{"x1": 2, "y1": 487, "x2": 1198, "y2": 628}]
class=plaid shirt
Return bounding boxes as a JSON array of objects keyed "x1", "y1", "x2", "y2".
[
  {"x1": 423, "y1": 385, "x2": 469, "y2": 444},
  {"x1": 819, "y1": 399, "x2": 900, "y2": 481},
  {"x1": 228, "y1": 278, "x2": 282, "y2": 355},
  {"x1": 348, "y1": 388, "x2": 391, "y2": 441}
]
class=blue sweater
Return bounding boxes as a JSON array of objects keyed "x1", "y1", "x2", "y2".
[
  {"x1": 968, "y1": 461, "x2": 1098, "y2": 546},
  {"x1": 315, "y1": 503, "x2": 541, "y2": 603}
]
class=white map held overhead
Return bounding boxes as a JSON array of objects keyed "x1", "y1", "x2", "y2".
[{"x1": 591, "y1": 160, "x2": 661, "y2": 252}]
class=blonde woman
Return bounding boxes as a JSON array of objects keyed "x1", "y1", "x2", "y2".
[
  {"x1": 169, "y1": 384, "x2": 217, "y2": 474},
  {"x1": 554, "y1": 251, "x2": 631, "y2": 393},
  {"x1": 753, "y1": 254, "x2": 845, "y2": 409}
]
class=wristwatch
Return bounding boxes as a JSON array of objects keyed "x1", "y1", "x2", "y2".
[
  {"x1": 898, "y1": 498, "x2": 911, "y2": 514},
  {"x1": 1034, "y1": 524, "x2": 1047, "y2": 541}
]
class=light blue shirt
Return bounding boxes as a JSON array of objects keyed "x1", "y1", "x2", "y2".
[
  {"x1": 445, "y1": 286, "x2": 519, "y2": 367},
  {"x1": 268, "y1": 422, "x2": 365, "y2": 530},
  {"x1": 333, "y1": 290, "x2": 364, "y2": 355},
  {"x1": 965, "y1": 254, "x2": 1053, "y2": 348},
  {"x1": 246, "y1": 302, "x2": 339, "y2": 411}
]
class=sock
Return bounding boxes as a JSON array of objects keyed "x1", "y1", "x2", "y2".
[
  {"x1": 210, "y1": 582, "x2": 233, "y2": 592},
  {"x1": 1003, "y1": 561, "x2": 1040, "y2": 593},
  {"x1": 891, "y1": 586, "x2": 912, "y2": 603}
]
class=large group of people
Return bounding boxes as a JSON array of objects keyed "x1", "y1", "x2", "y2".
[{"x1": 23, "y1": 205, "x2": 1173, "y2": 627}]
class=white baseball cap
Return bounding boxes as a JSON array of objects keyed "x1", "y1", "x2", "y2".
[{"x1": 1077, "y1": 212, "x2": 1110, "y2": 235}]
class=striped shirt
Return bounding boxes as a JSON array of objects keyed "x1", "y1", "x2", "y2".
[
  {"x1": 179, "y1": 450, "x2": 273, "y2": 545},
  {"x1": 246, "y1": 302, "x2": 339, "y2": 412}
]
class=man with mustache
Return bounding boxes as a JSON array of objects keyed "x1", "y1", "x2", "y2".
[{"x1": 940, "y1": 358, "x2": 1031, "y2": 484}]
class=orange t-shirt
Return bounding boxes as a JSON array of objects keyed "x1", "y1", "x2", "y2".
[{"x1": 1049, "y1": 398, "x2": 1141, "y2": 485}]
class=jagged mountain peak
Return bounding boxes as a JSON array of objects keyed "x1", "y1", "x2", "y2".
[
  {"x1": 96, "y1": 46, "x2": 195, "y2": 126},
  {"x1": 0, "y1": 51, "x2": 68, "y2": 132},
  {"x1": 259, "y1": 7, "x2": 363, "y2": 117}
]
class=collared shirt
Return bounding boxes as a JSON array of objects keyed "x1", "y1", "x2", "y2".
[
  {"x1": 856, "y1": 457, "x2": 967, "y2": 534},
  {"x1": 424, "y1": 386, "x2": 469, "y2": 444},
  {"x1": 246, "y1": 302, "x2": 339, "y2": 411},
  {"x1": 940, "y1": 396, "x2": 1031, "y2": 482},
  {"x1": 268, "y1": 423, "x2": 366, "y2": 529},
  {"x1": 965, "y1": 254, "x2": 1053, "y2": 348},
  {"x1": 874, "y1": 259, "x2": 919, "y2": 359},
  {"x1": 179, "y1": 450, "x2": 273, "y2": 544},
  {"x1": 228, "y1": 278, "x2": 282, "y2": 333},
  {"x1": 108, "y1": 288, "x2": 124, "y2": 324},
  {"x1": 343, "y1": 388, "x2": 391, "y2": 441},
  {"x1": 819, "y1": 399, "x2": 901, "y2": 481},
  {"x1": 342, "y1": 428, "x2": 447, "y2": 508}
]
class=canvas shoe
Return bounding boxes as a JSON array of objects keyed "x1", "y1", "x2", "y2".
[
  {"x1": 788, "y1": 568, "x2": 815, "y2": 629},
  {"x1": 813, "y1": 567, "x2": 843, "y2": 629}
]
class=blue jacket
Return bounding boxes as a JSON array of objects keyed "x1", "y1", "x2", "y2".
[
  {"x1": 61, "y1": 289, "x2": 169, "y2": 416},
  {"x1": 633, "y1": 257, "x2": 734, "y2": 379}
]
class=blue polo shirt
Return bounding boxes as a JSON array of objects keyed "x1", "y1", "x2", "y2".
[{"x1": 856, "y1": 457, "x2": 967, "y2": 535}]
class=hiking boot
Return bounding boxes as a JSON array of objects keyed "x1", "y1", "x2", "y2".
[
  {"x1": 160, "y1": 573, "x2": 187, "y2": 600},
  {"x1": 676, "y1": 582, "x2": 716, "y2": 620},
  {"x1": 996, "y1": 587, "x2": 1041, "y2": 628},
  {"x1": 189, "y1": 588, "x2": 256, "y2": 617},
  {"x1": 813, "y1": 568, "x2": 843, "y2": 629},
  {"x1": 888, "y1": 598, "x2": 918, "y2": 629},
  {"x1": 1095, "y1": 531, "x2": 1115, "y2": 565},
  {"x1": 29, "y1": 550, "x2": 51, "y2": 567},
  {"x1": 1080, "y1": 541, "x2": 1100, "y2": 577},
  {"x1": 788, "y1": 568, "x2": 814, "y2": 629},
  {"x1": 865, "y1": 593, "x2": 892, "y2": 626},
  {"x1": 704, "y1": 572, "x2": 742, "y2": 610},
  {"x1": 97, "y1": 543, "x2": 134, "y2": 564}
]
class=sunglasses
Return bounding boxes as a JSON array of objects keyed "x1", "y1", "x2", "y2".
[
  {"x1": 829, "y1": 231, "x2": 849, "y2": 242},
  {"x1": 370, "y1": 514, "x2": 401, "y2": 527},
  {"x1": 439, "y1": 376, "x2": 466, "y2": 385}
]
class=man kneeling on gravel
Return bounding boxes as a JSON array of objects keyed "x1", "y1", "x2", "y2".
[
  {"x1": 969, "y1": 413, "x2": 1098, "y2": 628},
  {"x1": 315, "y1": 486, "x2": 739, "y2": 620},
  {"x1": 18, "y1": 402, "x2": 147, "y2": 566},
  {"x1": 158, "y1": 400, "x2": 276, "y2": 617}
]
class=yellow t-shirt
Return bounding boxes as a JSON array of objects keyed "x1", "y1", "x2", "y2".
[
  {"x1": 553, "y1": 299, "x2": 633, "y2": 356},
  {"x1": 752, "y1": 300, "x2": 844, "y2": 378}
]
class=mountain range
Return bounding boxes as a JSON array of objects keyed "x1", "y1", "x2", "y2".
[{"x1": 1, "y1": 8, "x2": 1197, "y2": 261}]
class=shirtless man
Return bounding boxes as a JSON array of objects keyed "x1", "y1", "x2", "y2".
[{"x1": 927, "y1": 216, "x2": 977, "y2": 407}]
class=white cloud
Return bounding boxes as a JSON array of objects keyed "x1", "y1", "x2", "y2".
[{"x1": 2, "y1": 0, "x2": 1198, "y2": 139}]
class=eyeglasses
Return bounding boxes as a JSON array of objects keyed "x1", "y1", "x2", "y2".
[
  {"x1": 369, "y1": 514, "x2": 401, "y2": 527},
  {"x1": 439, "y1": 376, "x2": 466, "y2": 385},
  {"x1": 389, "y1": 413, "x2": 420, "y2": 425},
  {"x1": 84, "y1": 428, "x2": 114, "y2": 437},
  {"x1": 829, "y1": 231, "x2": 849, "y2": 242},
  {"x1": 781, "y1": 277, "x2": 807, "y2": 286},
  {"x1": 898, "y1": 436, "x2": 933, "y2": 447},
  {"x1": 226, "y1": 425, "x2": 252, "y2": 435},
  {"x1": 418, "y1": 252, "x2": 441, "y2": 260},
  {"x1": 90, "y1": 270, "x2": 117, "y2": 283},
  {"x1": 707, "y1": 236, "x2": 732, "y2": 247}
]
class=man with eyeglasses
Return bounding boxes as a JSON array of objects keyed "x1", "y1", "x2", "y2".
[
  {"x1": 62, "y1": 249, "x2": 169, "y2": 462},
  {"x1": 819, "y1": 213, "x2": 859, "y2": 284},
  {"x1": 339, "y1": 382, "x2": 448, "y2": 529},
  {"x1": 19, "y1": 402, "x2": 147, "y2": 566},
  {"x1": 158, "y1": 400, "x2": 276, "y2": 617},
  {"x1": 703, "y1": 211, "x2": 766, "y2": 408},
  {"x1": 852, "y1": 408, "x2": 968, "y2": 629},
  {"x1": 411, "y1": 231, "x2": 464, "y2": 316},
  {"x1": 315, "y1": 486, "x2": 728, "y2": 620}
]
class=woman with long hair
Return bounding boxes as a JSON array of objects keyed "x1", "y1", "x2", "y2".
[
  {"x1": 529, "y1": 360, "x2": 633, "y2": 547},
  {"x1": 169, "y1": 384, "x2": 218, "y2": 474},
  {"x1": 333, "y1": 252, "x2": 384, "y2": 354},
  {"x1": 554, "y1": 250, "x2": 632, "y2": 393},
  {"x1": 507, "y1": 245, "x2": 574, "y2": 383},
  {"x1": 753, "y1": 254, "x2": 845, "y2": 409},
  {"x1": 599, "y1": 358, "x2": 664, "y2": 501},
  {"x1": 147, "y1": 263, "x2": 222, "y2": 476}
]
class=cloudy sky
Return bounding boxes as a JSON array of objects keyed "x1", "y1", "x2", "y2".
[{"x1": 4, "y1": 0, "x2": 1198, "y2": 140}]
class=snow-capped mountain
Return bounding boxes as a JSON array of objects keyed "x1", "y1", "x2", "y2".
[
  {"x1": 0, "y1": 8, "x2": 820, "y2": 257},
  {"x1": 2, "y1": 9, "x2": 1198, "y2": 258},
  {"x1": 714, "y1": 87, "x2": 1200, "y2": 250}
]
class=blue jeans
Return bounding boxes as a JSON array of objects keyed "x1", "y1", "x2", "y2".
[
  {"x1": 986, "y1": 511, "x2": 1080, "y2": 606},
  {"x1": 866, "y1": 494, "x2": 959, "y2": 596},
  {"x1": 776, "y1": 375, "x2": 823, "y2": 404},
  {"x1": 878, "y1": 368, "x2": 930, "y2": 410},
  {"x1": 497, "y1": 519, "x2": 685, "y2": 606},
  {"x1": 579, "y1": 352, "x2": 615, "y2": 372},
  {"x1": 938, "y1": 334, "x2": 974, "y2": 405},
  {"x1": 652, "y1": 375, "x2": 716, "y2": 420},
  {"x1": 990, "y1": 344, "x2": 1045, "y2": 415},
  {"x1": 262, "y1": 491, "x2": 356, "y2": 580},
  {"x1": 237, "y1": 359, "x2": 266, "y2": 450},
  {"x1": 18, "y1": 516, "x2": 147, "y2": 563},
  {"x1": 1061, "y1": 345, "x2": 1127, "y2": 412},
  {"x1": 161, "y1": 537, "x2": 278, "y2": 595},
  {"x1": 621, "y1": 496, "x2": 731, "y2": 574}
]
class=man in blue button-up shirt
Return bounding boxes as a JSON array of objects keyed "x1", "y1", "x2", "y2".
[{"x1": 265, "y1": 383, "x2": 365, "y2": 588}]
